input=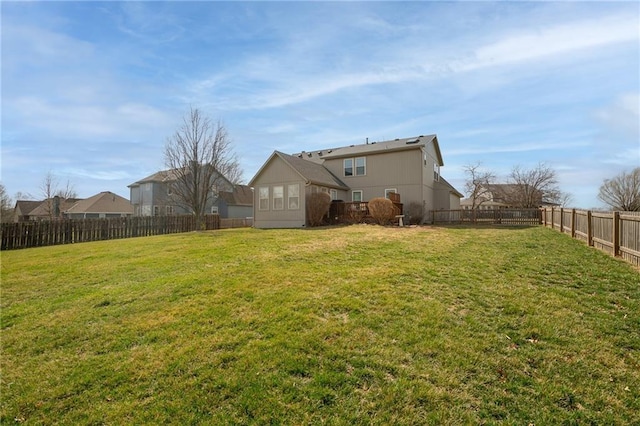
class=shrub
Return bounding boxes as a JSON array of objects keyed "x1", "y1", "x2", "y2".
[
  {"x1": 407, "y1": 202, "x2": 425, "y2": 225},
  {"x1": 306, "y1": 192, "x2": 332, "y2": 226},
  {"x1": 368, "y1": 197, "x2": 398, "y2": 225}
]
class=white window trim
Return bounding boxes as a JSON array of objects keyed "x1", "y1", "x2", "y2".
[
  {"x1": 344, "y1": 158, "x2": 353, "y2": 177},
  {"x1": 288, "y1": 184, "x2": 300, "y2": 210},
  {"x1": 330, "y1": 189, "x2": 338, "y2": 200},
  {"x1": 352, "y1": 190, "x2": 363, "y2": 202},
  {"x1": 273, "y1": 186, "x2": 284, "y2": 210},
  {"x1": 385, "y1": 189, "x2": 397, "y2": 199},
  {"x1": 355, "y1": 157, "x2": 366, "y2": 176},
  {"x1": 258, "y1": 187, "x2": 270, "y2": 211}
]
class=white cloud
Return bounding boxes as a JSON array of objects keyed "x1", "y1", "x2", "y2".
[
  {"x1": 594, "y1": 93, "x2": 640, "y2": 141},
  {"x1": 455, "y1": 14, "x2": 639, "y2": 72}
]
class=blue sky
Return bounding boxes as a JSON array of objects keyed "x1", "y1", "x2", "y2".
[{"x1": 2, "y1": 1, "x2": 638, "y2": 208}]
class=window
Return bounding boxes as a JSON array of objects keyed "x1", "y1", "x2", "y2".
[
  {"x1": 273, "y1": 186, "x2": 284, "y2": 210},
  {"x1": 433, "y1": 163, "x2": 440, "y2": 181},
  {"x1": 352, "y1": 190, "x2": 363, "y2": 202},
  {"x1": 355, "y1": 157, "x2": 366, "y2": 175},
  {"x1": 385, "y1": 189, "x2": 397, "y2": 199},
  {"x1": 330, "y1": 189, "x2": 338, "y2": 200},
  {"x1": 259, "y1": 187, "x2": 269, "y2": 210},
  {"x1": 288, "y1": 184, "x2": 299, "y2": 210},
  {"x1": 211, "y1": 206, "x2": 219, "y2": 214},
  {"x1": 153, "y1": 205, "x2": 160, "y2": 216},
  {"x1": 344, "y1": 159, "x2": 353, "y2": 176},
  {"x1": 166, "y1": 205, "x2": 174, "y2": 215},
  {"x1": 344, "y1": 157, "x2": 366, "y2": 176}
]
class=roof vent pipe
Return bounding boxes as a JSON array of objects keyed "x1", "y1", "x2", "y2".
[{"x1": 366, "y1": 137, "x2": 369, "y2": 144}]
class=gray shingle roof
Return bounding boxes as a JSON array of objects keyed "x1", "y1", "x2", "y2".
[
  {"x1": 65, "y1": 191, "x2": 133, "y2": 214},
  {"x1": 293, "y1": 134, "x2": 443, "y2": 165},
  {"x1": 275, "y1": 151, "x2": 349, "y2": 189},
  {"x1": 218, "y1": 185, "x2": 254, "y2": 206}
]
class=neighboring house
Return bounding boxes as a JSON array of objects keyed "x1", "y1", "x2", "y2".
[
  {"x1": 217, "y1": 185, "x2": 254, "y2": 219},
  {"x1": 13, "y1": 200, "x2": 43, "y2": 222},
  {"x1": 128, "y1": 167, "x2": 244, "y2": 218},
  {"x1": 461, "y1": 184, "x2": 545, "y2": 210},
  {"x1": 13, "y1": 197, "x2": 81, "y2": 222},
  {"x1": 64, "y1": 191, "x2": 134, "y2": 219},
  {"x1": 248, "y1": 135, "x2": 462, "y2": 228}
]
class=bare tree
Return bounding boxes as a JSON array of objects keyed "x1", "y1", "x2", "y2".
[
  {"x1": 56, "y1": 179, "x2": 78, "y2": 199},
  {"x1": 549, "y1": 190, "x2": 574, "y2": 208},
  {"x1": 463, "y1": 162, "x2": 496, "y2": 209},
  {"x1": 0, "y1": 183, "x2": 14, "y2": 223},
  {"x1": 14, "y1": 191, "x2": 35, "y2": 200},
  {"x1": 40, "y1": 171, "x2": 59, "y2": 220},
  {"x1": 598, "y1": 167, "x2": 640, "y2": 211},
  {"x1": 508, "y1": 163, "x2": 560, "y2": 208},
  {"x1": 39, "y1": 172, "x2": 77, "y2": 220},
  {"x1": 164, "y1": 107, "x2": 242, "y2": 228}
]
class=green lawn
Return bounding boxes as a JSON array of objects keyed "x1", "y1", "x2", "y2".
[{"x1": 1, "y1": 225, "x2": 638, "y2": 424}]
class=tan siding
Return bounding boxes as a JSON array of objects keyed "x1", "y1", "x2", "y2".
[
  {"x1": 323, "y1": 148, "x2": 437, "y2": 208},
  {"x1": 449, "y1": 193, "x2": 461, "y2": 210},
  {"x1": 252, "y1": 156, "x2": 307, "y2": 228}
]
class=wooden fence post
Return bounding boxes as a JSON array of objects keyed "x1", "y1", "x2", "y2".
[
  {"x1": 571, "y1": 209, "x2": 576, "y2": 238},
  {"x1": 587, "y1": 210, "x2": 593, "y2": 246},
  {"x1": 613, "y1": 211, "x2": 620, "y2": 257}
]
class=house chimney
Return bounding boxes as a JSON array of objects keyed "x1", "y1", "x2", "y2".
[
  {"x1": 366, "y1": 137, "x2": 369, "y2": 144},
  {"x1": 53, "y1": 196, "x2": 60, "y2": 217}
]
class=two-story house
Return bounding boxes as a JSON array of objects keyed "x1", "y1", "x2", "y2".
[
  {"x1": 248, "y1": 134, "x2": 462, "y2": 228},
  {"x1": 128, "y1": 167, "x2": 244, "y2": 218}
]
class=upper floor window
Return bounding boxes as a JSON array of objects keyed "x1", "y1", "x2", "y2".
[
  {"x1": 355, "y1": 157, "x2": 366, "y2": 175},
  {"x1": 344, "y1": 157, "x2": 366, "y2": 176},
  {"x1": 344, "y1": 159, "x2": 353, "y2": 176},
  {"x1": 433, "y1": 163, "x2": 440, "y2": 182},
  {"x1": 288, "y1": 184, "x2": 300, "y2": 210},
  {"x1": 259, "y1": 187, "x2": 269, "y2": 210},
  {"x1": 273, "y1": 186, "x2": 284, "y2": 210}
]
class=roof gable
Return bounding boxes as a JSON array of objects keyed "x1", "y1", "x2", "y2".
[
  {"x1": 249, "y1": 151, "x2": 348, "y2": 189},
  {"x1": 65, "y1": 192, "x2": 133, "y2": 214},
  {"x1": 437, "y1": 177, "x2": 464, "y2": 198},
  {"x1": 28, "y1": 198, "x2": 82, "y2": 217},
  {"x1": 14, "y1": 200, "x2": 42, "y2": 216}
]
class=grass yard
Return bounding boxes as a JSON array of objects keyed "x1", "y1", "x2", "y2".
[{"x1": 1, "y1": 225, "x2": 639, "y2": 424}]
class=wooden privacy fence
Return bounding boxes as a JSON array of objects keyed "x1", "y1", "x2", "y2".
[
  {"x1": 1, "y1": 215, "x2": 221, "y2": 250},
  {"x1": 541, "y1": 208, "x2": 640, "y2": 266},
  {"x1": 431, "y1": 209, "x2": 542, "y2": 225}
]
